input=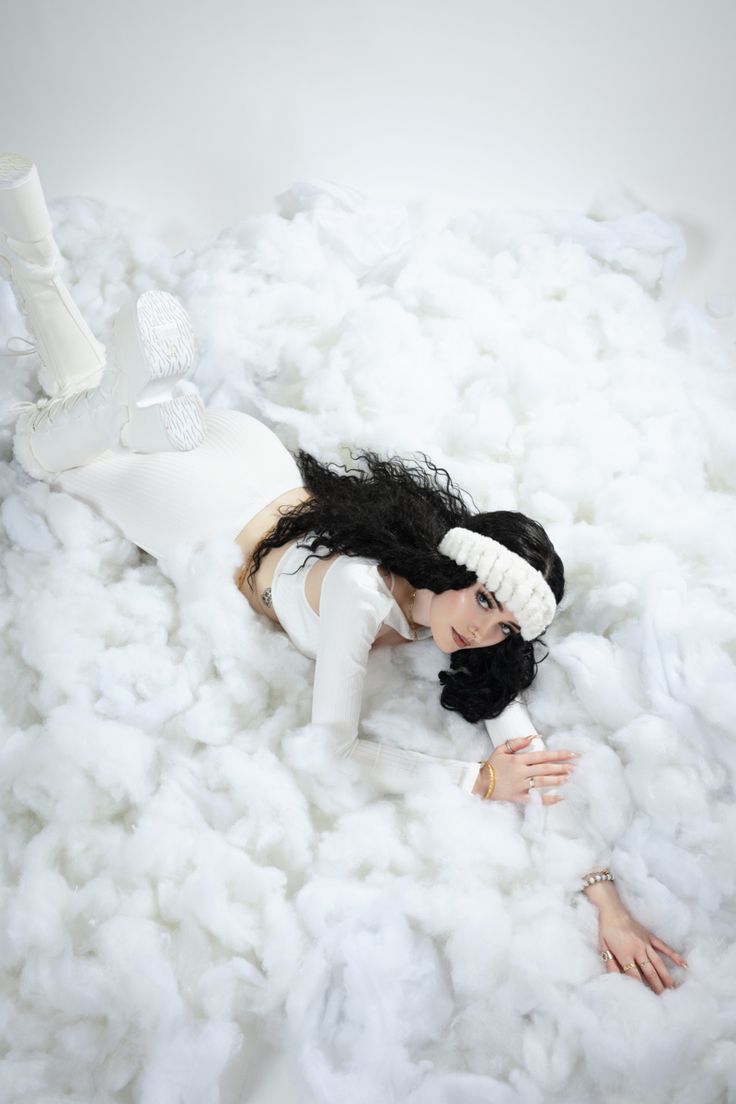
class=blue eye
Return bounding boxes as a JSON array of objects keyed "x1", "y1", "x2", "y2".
[{"x1": 479, "y1": 588, "x2": 515, "y2": 638}]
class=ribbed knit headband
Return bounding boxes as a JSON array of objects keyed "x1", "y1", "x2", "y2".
[{"x1": 438, "y1": 527, "x2": 557, "y2": 641}]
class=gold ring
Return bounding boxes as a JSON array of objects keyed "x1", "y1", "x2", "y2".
[{"x1": 622, "y1": 962, "x2": 636, "y2": 972}]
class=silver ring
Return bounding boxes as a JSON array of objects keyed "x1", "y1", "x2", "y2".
[
  {"x1": 527, "y1": 777, "x2": 535, "y2": 789},
  {"x1": 600, "y1": 950, "x2": 614, "y2": 962}
]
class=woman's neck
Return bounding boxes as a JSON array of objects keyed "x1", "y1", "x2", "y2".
[
  {"x1": 390, "y1": 575, "x2": 432, "y2": 632},
  {"x1": 409, "y1": 588, "x2": 432, "y2": 627}
]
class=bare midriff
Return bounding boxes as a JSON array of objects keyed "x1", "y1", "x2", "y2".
[
  {"x1": 232, "y1": 486, "x2": 405, "y2": 645},
  {"x1": 233, "y1": 486, "x2": 314, "y2": 626}
]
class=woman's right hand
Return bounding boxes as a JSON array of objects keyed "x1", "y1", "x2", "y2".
[{"x1": 472, "y1": 735, "x2": 579, "y2": 804}]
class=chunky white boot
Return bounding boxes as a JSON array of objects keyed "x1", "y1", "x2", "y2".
[
  {"x1": 12, "y1": 290, "x2": 205, "y2": 480},
  {"x1": 0, "y1": 153, "x2": 106, "y2": 397}
]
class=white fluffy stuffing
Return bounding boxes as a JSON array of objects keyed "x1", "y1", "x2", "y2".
[{"x1": 0, "y1": 179, "x2": 734, "y2": 1104}]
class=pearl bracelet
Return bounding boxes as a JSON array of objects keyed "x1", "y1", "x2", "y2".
[{"x1": 581, "y1": 868, "x2": 615, "y2": 890}]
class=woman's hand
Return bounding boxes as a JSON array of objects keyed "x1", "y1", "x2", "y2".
[
  {"x1": 594, "y1": 894, "x2": 688, "y2": 994},
  {"x1": 472, "y1": 734, "x2": 578, "y2": 804}
]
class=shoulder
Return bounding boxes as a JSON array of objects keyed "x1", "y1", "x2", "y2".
[
  {"x1": 323, "y1": 554, "x2": 386, "y2": 593},
  {"x1": 320, "y1": 554, "x2": 393, "y2": 617}
]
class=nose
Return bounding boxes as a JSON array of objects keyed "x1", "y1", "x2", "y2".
[{"x1": 470, "y1": 613, "x2": 503, "y2": 646}]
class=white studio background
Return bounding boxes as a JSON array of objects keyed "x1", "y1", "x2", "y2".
[
  {"x1": 1, "y1": 0, "x2": 735, "y2": 335},
  {"x1": 2, "y1": 5, "x2": 735, "y2": 1104}
]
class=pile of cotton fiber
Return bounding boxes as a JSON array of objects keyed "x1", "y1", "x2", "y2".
[{"x1": 0, "y1": 178, "x2": 734, "y2": 1104}]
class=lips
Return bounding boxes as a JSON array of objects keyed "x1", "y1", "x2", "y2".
[{"x1": 452, "y1": 628, "x2": 468, "y2": 647}]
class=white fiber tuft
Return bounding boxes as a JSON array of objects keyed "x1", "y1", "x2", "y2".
[{"x1": 0, "y1": 180, "x2": 733, "y2": 1103}]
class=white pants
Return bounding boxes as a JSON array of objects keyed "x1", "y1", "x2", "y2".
[{"x1": 53, "y1": 408, "x2": 303, "y2": 559}]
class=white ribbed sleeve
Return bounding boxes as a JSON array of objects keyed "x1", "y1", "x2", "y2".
[{"x1": 312, "y1": 556, "x2": 480, "y2": 794}]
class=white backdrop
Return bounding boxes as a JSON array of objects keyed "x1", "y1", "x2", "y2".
[
  {"x1": 2, "y1": 5, "x2": 736, "y2": 1103},
  {"x1": 2, "y1": 0, "x2": 735, "y2": 331}
]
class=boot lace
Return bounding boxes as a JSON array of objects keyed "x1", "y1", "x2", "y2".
[
  {"x1": 0, "y1": 336, "x2": 37, "y2": 358},
  {"x1": 1, "y1": 371, "x2": 118, "y2": 429}
]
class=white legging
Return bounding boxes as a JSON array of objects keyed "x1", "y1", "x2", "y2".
[{"x1": 53, "y1": 407, "x2": 304, "y2": 559}]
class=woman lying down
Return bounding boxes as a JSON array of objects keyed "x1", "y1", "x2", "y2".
[{"x1": 1, "y1": 152, "x2": 689, "y2": 993}]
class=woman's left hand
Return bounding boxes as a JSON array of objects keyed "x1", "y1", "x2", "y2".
[{"x1": 597, "y1": 906, "x2": 688, "y2": 994}]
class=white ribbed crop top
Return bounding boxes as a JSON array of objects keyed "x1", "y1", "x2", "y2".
[{"x1": 270, "y1": 536, "x2": 434, "y2": 659}]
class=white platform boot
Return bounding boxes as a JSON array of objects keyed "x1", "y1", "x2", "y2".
[
  {"x1": 13, "y1": 289, "x2": 205, "y2": 480},
  {"x1": 0, "y1": 152, "x2": 106, "y2": 397}
]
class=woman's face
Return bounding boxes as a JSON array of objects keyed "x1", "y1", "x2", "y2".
[{"x1": 429, "y1": 581, "x2": 522, "y2": 653}]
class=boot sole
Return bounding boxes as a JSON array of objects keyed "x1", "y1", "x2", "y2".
[
  {"x1": 113, "y1": 290, "x2": 196, "y2": 408},
  {"x1": 114, "y1": 290, "x2": 204, "y2": 453},
  {"x1": 157, "y1": 393, "x2": 205, "y2": 450},
  {"x1": 119, "y1": 392, "x2": 205, "y2": 453}
]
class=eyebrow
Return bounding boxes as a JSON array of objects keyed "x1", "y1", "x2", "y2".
[{"x1": 490, "y1": 592, "x2": 522, "y2": 634}]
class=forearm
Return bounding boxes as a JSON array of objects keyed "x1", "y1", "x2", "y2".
[{"x1": 344, "y1": 735, "x2": 480, "y2": 795}]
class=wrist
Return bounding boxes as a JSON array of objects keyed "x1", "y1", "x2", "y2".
[
  {"x1": 472, "y1": 761, "x2": 495, "y2": 799},
  {"x1": 582, "y1": 879, "x2": 629, "y2": 917}
]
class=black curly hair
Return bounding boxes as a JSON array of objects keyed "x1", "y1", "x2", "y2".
[{"x1": 248, "y1": 449, "x2": 564, "y2": 724}]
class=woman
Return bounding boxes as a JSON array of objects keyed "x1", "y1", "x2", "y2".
[{"x1": 1, "y1": 153, "x2": 688, "y2": 993}]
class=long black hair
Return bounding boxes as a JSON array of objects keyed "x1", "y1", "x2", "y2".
[{"x1": 248, "y1": 449, "x2": 565, "y2": 724}]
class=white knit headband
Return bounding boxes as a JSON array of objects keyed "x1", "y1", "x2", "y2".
[{"x1": 438, "y1": 527, "x2": 557, "y2": 641}]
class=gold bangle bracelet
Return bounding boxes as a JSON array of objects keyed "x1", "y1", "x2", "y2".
[{"x1": 483, "y1": 760, "x2": 496, "y2": 800}]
